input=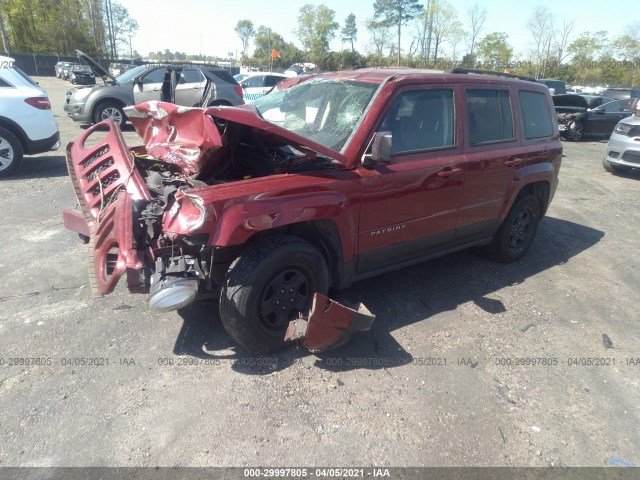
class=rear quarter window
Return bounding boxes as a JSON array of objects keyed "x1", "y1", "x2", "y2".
[
  {"x1": 208, "y1": 70, "x2": 238, "y2": 85},
  {"x1": 0, "y1": 77, "x2": 12, "y2": 88},
  {"x1": 519, "y1": 90, "x2": 553, "y2": 139}
]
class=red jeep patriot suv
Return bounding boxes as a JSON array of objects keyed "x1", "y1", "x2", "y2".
[{"x1": 64, "y1": 68, "x2": 562, "y2": 352}]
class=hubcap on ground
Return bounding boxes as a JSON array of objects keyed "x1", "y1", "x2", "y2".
[
  {"x1": 259, "y1": 268, "x2": 311, "y2": 332},
  {"x1": 510, "y1": 210, "x2": 531, "y2": 248},
  {"x1": 0, "y1": 137, "x2": 14, "y2": 171}
]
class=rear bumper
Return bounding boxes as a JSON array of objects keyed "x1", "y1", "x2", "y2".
[{"x1": 26, "y1": 130, "x2": 60, "y2": 155}]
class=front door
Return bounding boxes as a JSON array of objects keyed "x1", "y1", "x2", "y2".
[
  {"x1": 133, "y1": 67, "x2": 167, "y2": 104},
  {"x1": 356, "y1": 86, "x2": 466, "y2": 273}
]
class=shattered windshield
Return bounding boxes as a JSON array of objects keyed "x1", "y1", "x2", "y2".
[{"x1": 252, "y1": 78, "x2": 379, "y2": 152}]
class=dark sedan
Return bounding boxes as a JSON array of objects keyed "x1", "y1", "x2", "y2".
[
  {"x1": 553, "y1": 94, "x2": 632, "y2": 141},
  {"x1": 69, "y1": 64, "x2": 96, "y2": 85}
]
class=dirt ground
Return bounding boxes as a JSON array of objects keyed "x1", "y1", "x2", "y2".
[{"x1": 0, "y1": 76, "x2": 638, "y2": 468}]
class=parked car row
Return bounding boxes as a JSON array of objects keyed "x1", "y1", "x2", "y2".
[
  {"x1": 55, "y1": 61, "x2": 96, "y2": 85},
  {"x1": 63, "y1": 50, "x2": 244, "y2": 127}
]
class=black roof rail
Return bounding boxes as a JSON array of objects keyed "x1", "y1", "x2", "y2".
[{"x1": 446, "y1": 67, "x2": 539, "y2": 83}]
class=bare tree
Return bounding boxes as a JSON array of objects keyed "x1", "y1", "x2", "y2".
[
  {"x1": 467, "y1": 3, "x2": 487, "y2": 59},
  {"x1": 553, "y1": 19, "x2": 575, "y2": 65},
  {"x1": 366, "y1": 18, "x2": 392, "y2": 63},
  {"x1": 527, "y1": 6, "x2": 554, "y2": 78}
]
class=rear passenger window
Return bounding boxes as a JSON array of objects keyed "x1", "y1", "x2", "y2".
[
  {"x1": 180, "y1": 69, "x2": 203, "y2": 84},
  {"x1": 466, "y1": 89, "x2": 514, "y2": 145},
  {"x1": 380, "y1": 89, "x2": 455, "y2": 154},
  {"x1": 0, "y1": 78, "x2": 11, "y2": 87},
  {"x1": 519, "y1": 91, "x2": 553, "y2": 139}
]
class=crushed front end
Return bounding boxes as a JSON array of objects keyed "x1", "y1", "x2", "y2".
[{"x1": 63, "y1": 102, "x2": 227, "y2": 310}]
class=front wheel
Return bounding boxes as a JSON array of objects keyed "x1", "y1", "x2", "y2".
[
  {"x1": 566, "y1": 121, "x2": 584, "y2": 141},
  {"x1": 0, "y1": 127, "x2": 24, "y2": 177},
  {"x1": 220, "y1": 234, "x2": 330, "y2": 353},
  {"x1": 94, "y1": 101, "x2": 126, "y2": 126},
  {"x1": 488, "y1": 195, "x2": 541, "y2": 262}
]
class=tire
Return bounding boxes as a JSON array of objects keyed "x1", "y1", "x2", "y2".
[
  {"x1": 566, "y1": 121, "x2": 584, "y2": 141},
  {"x1": 93, "y1": 101, "x2": 126, "y2": 127},
  {"x1": 488, "y1": 194, "x2": 541, "y2": 263},
  {"x1": 0, "y1": 127, "x2": 24, "y2": 177},
  {"x1": 220, "y1": 234, "x2": 330, "y2": 353},
  {"x1": 603, "y1": 158, "x2": 631, "y2": 173}
]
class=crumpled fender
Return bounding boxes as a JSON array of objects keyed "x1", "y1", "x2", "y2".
[
  {"x1": 285, "y1": 293, "x2": 375, "y2": 352},
  {"x1": 124, "y1": 101, "x2": 224, "y2": 176}
]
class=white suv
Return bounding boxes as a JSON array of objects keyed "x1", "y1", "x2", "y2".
[{"x1": 0, "y1": 55, "x2": 60, "y2": 177}]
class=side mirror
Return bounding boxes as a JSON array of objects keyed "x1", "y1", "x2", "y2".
[
  {"x1": 363, "y1": 131, "x2": 392, "y2": 168},
  {"x1": 133, "y1": 76, "x2": 142, "y2": 87}
]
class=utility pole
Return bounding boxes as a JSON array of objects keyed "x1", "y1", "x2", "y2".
[{"x1": 268, "y1": 28, "x2": 272, "y2": 73}]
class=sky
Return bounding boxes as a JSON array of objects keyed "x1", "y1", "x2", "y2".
[{"x1": 119, "y1": 0, "x2": 638, "y2": 61}]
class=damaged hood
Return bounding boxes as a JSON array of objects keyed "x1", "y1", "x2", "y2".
[
  {"x1": 124, "y1": 101, "x2": 349, "y2": 176},
  {"x1": 552, "y1": 94, "x2": 590, "y2": 109},
  {"x1": 76, "y1": 49, "x2": 117, "y2": 85},
  {"x1": 208, "y1": 104, "x2": 349, "y2": 165}
]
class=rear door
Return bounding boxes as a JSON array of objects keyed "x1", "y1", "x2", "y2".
[
  {"x1": 595, "y1": 99, "x2": 632, "y2": 135},
  {"x1": 133, "y1": 67, "x2": 166, "y2": 104},
  {"x1": 458, "y1": 86, "x2": 521, "y2": 237},
  {"x1": 174, "y1": 68, "x2": 206, "y2": 106}
]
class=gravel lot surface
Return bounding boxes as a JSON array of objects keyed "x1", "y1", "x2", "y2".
[{"x1": 0, "y1": 77, "x2": 638, "y2": 468}]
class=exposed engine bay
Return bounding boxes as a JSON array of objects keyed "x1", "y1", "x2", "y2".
[{"x1": 556, "y1": 111, "x2": 586, "y2": 140}]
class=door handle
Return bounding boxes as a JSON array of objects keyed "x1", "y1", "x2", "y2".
[
  {"x1": 152, "y1": 87, "x2": 160, "y2": 91},
  {"x1": 437, "y1": 167, "x2": 462, "y2": 178},
  {"x1": 504, "y1": 158, "x2": 523, "y2": 167}
]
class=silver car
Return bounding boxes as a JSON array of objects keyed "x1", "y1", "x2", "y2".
[
  {"x1": 603, "y1": 106, "x2": 640, "y2": 173},
  {"x1": 64, "y1": 51, "x2": 244, "y2": 127}
]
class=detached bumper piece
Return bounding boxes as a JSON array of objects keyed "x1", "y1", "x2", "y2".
[{"x1": 285, "y1": 293, "x2": 375, "y2": 352}]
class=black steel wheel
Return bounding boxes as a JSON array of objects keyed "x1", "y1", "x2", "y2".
[
  {"x1": 220, "y1": 234, "x2": 330, "y2": 353},
  {"x1": 488, "y1": 194, "x2": 541, "y2": 262}
]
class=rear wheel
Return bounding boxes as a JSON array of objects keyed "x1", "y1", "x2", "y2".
[
  {"x1": 94, "y1": 101, "x2": 126, "y2": 126},
  {"x1": 220, "y1": 234, "x2": 330, "y2": 353},
  {"x1": 488, "y1": 195, "x2": 541, "y2": 262},
  {"x1": 0, "y1": 127, "x2": 24, "y2": 177}
]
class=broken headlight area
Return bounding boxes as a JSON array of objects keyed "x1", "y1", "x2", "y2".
[{"x1": 148, "y1": 255, "x2": 202, "y2": 312}]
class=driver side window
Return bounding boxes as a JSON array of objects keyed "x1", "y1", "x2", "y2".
[
  {"x1": 141, "y1": 68, "x2": 166, "y2": 84},
  {"x1": 380, "y1": 89, "x2": 455, "y2": 154}
]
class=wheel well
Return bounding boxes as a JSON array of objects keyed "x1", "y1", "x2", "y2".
[
  {"x1": 243, "y1": 221, "x2": 343, "y2": 288},
  {"x1": 92, "y1": 98, "x2": 126, "y2": 121},
  {"x1": 0, "y1": 118, "x2": 27, "y2": 152},
  {"x1": 516, "y1": 181, "x2": 551, "y2": 216},
  {"x1": 210, "y1": 220, "x2": 344, "y2": 288}
]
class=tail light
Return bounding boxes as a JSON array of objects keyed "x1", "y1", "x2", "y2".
[
  {"x1": 24, "y1": 97, "x2": 51, "y2": 110},
  {"x1": 234, "y1": 86, "x2": 243, "y2": 100}
]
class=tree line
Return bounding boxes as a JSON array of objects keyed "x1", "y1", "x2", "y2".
[
  {"x1": 236, "y1": 1, "x2": 640, "y2": 86},
  {"x1": 0, "y1": 0, "x2": 138, "y2": 59}
]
